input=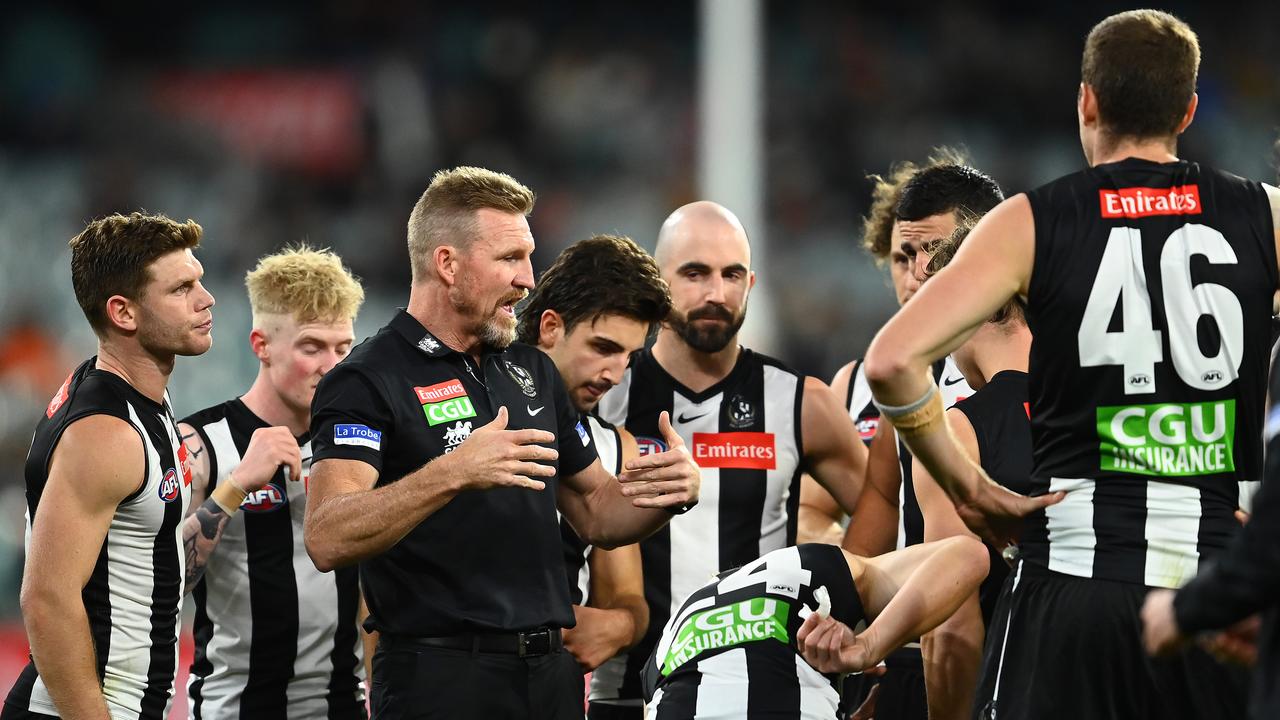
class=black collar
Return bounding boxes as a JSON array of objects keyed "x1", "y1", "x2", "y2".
[{"x1": 389, "y1": 309, "x2": 458, "y2": 359}]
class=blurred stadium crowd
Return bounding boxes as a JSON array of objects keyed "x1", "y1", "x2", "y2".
[{"x1": 0, "y1": 1, "x2": 1277, "y2": 622}]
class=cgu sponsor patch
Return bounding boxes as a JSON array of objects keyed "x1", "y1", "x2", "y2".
[
  {"x1": 1097, "y1": 399, "x2": 1235, "y2": 477},
  {"x1": 661, "y1": 597, "x2": 790, "y2": 676},
  {"x1": 414, "y1": 380, "x2": 477, "y2": 427},
  {"x1": 1098, "y1": 185, "x2": 1201, "y2": 219},
  {"x1": 692, "y1": 432, "x2": 776, "y2": 470}
]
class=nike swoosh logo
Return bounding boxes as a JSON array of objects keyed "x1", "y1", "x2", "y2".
[
  {"x1": 676, "y1": 412, "x2": 709, "y2": 423},
  {"x1": 527, "y1": 405, "x2": 545, "y2": 416},
  {"x1": 942, "y1": 376, "x2": 965, "y2": 387}
]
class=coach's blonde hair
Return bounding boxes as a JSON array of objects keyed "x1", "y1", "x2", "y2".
[
  {"x1": 245, "y1": 245, "x2": 365, "y2": 327},
  {"x1": 861, "y1": 147, "x2": 969, "y2": 264},
  {"x1": 407, "y1": 166, "x2": 535, "y2": 282}
]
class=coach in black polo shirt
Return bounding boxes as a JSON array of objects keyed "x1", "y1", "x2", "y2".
[{"x1": 304, "y1": 166, "x2": 700, "y2": 720}]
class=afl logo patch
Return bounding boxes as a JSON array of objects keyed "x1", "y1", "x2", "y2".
[
  {"x1": 635, "y1": 436, "x2": 668, "y2": 456},
  {"x1": 241, "y1": 483, "x2": 287, "y2": 513},
  {"x1": 158, "y1": 469, "x2": 181, "y2": 503},
  {"x1": 855, "y1": 417, "x2": 879, "y2": 441}
]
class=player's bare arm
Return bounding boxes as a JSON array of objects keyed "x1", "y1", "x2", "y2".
[
  {"x1": 797, "y1": 536, "x2": 988, "y2": 674},
  {"x1": 797, "y1": 362, "x2": 856, "y2": 543},
  {"x1": 800, "y1": 376, "x2": 868, "y2": 516},
  {"x1": 557, "y1": 410, "x2": 700, "y2": 548},
  {"x1": 305, "y1": 406, "x2": 557, "y2": 570},
  {"x1": 563, "y1": 427, "x2": 650, "y2": 670},
  {"x1": 914, "y1": 409, "x2": 986, "y2": 720},
  {"x1": 863, "y1": 195, "x2": 1061, "y2": 546},
  {"x1": 21, "y1": 416, "x2": 145, "y2": 720},
  {"x1": 841, "y1": 419, "x2": 903, "y2": 556},
  {"x1": 180, "y1": 422, "x2": 300, "y2": 588}
]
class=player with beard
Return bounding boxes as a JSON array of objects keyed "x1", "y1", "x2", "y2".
[
  {"x1": 179, "y1": 246, "x2": 369, "y2": 719},
  {"x1": 302, "y1": 167, "x2": 701, "y2": 720},
  {"x1": 591, "y1": 201, "x2": 868, "y2": 718},
  {"x1": 799, "y1": 159, "x2": 1004, "y2": 720},
  {"x1": 517, "y1": 234, "x2": 672, "y2": 689},
  {"x1": 4, "y1": 213, "x2": 215, "y2": 720}
]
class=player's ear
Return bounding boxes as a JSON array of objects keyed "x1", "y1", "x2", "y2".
[
  {"x1": 434, "y1": 245, "x2": 459, "y2": 286},
  {"x1": 538, "y1": 309, "x2": 564, "y2": 349},
  {"x1": 1078, "y1": 83, "x2": 1099, "y2": 128},
  {"x1": 104, "y1": 295, "x2": 138, "y2": 333},
  {"x1": 1175, "y1": 92, "x2": 1198, "y2": 135},
  {"x1": 249, "y1": 327, "x2": 270, "y2": 363}
]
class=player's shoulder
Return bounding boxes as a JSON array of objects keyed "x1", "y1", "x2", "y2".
[
  {"x1": 747, "y1": 348, "x2": 801, "y2": 379},
  {"x1": 179, "y1": 398, "x2": 237, "y2": 430}
]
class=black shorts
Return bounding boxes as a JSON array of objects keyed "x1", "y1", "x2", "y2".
[
  {"x1": 371, "y1": 637, "x2": 584, "y2": 720},
  {"x1": 839, "y1": 645, "x2": 926, "y2": 720},
  {"x1": 974, "y1": 560, "x2": 1249, "y2": 720}
]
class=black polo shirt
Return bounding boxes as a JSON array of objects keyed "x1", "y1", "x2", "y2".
[{"x1": 310, "y1": 309, "x2": 598, "y2": 636}]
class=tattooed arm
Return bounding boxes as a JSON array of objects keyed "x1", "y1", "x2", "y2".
[{"x1": 180, "y1": 422, "x2": 302, "y2": 590}]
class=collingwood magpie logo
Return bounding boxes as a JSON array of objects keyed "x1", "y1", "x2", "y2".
[
  {"x1": 505, "y1": 361, "x2": 537, "y2": 398},
  {"x1": 727, "y1": 394, "x2": 756, "y2": 429}
]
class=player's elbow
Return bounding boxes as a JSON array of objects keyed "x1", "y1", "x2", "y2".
[
  {"x1": 20, "y1": 577, "x2": 67, "y2": 636},
  {"x1": 862, "y1": 339, "x2": 911, "y2": 392},
  {"x1": 304, "y1": 524, "x2": 343, "y2": 573}
]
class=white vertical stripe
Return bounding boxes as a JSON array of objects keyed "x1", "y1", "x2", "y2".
[
  {"x1": 692, "y1": 648, "x2": 750, "y2": 719},
  {"x1": 894, "y1": 430, "x2": 907, "y2": 550},
  {"x1": 670, "y1": 392, "x2": 724, "y2": 617},
  {"x1": 990, "y1": 560, "x2": 1025, "y2": 707},
  {"x1": 598, "y1": 370, "x2": 632, "y2": 427},
  {"x1": 587, "y1": 416, "x2": 621, "y2": 476},
  {"x1": 759, "y1": 366, "x2": 798, "y2": 556},
  {"x1": 1045, "y1": 477, "x2": 1097, "y2": 577},
  {"x1": 192, "y1": 418, "x2": 250, "y2": 718},
  {"x1": 847, "y1": 364, "x2": 873, "y2": 418},
  {"x1": 645, "y1": 687, "x2": 664, "y2": 720},
  {"x1": 288, "y1": 442, "x2": 339, "y2": 719},
  {"x1": 794, "y1": 653, "x2": 841, "y2": 719},
  {"x1": 1238, "y1": 480, "x2": 1260, "y2": 513},
  {"x1": 1144, "y1": 481, "x2": 1202, "y2": 589}
]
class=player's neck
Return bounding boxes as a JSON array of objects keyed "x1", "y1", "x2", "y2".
[
  {"x1": 1089, "y1": 133, "x2": 1179, "y2": 166},
  {"x1": 407, "y1": 286, "x2": 484, "y2": 361},
  {"x1": 958, "y1": 325, "x2": 1031, "y2": 390},
  {"x1": 652, "y1": 329, "x2": 740, "y2": 393},
  {"x1": 95, "y1": 339, "x2": 174, "y2": 405},
  {"x1": 241, "y1": 372, "x2": 309, "y2": 437}
]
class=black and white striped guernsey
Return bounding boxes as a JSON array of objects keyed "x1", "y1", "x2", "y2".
[
  {"x1": 592, "y1": 348, "x2": 805, "y2": 706},
  {"x1": 1021, "y1": 161, "x2": 1277, "y2": 588},
  {"x1": 845, "y1": 356, "x2": 972, "y2": 549},
  {"x1": 6, "y1": 358, "x2": 191, "y2": 720},
  {"x1": 182, "y1": 399, "x2": 365, "y2": 719},
  {"x1": 560, "y1": 414, "x2": 625, "y2": 605},
  {"x1": 641, "y1": 544, "x2": 865, "y2": 720}
]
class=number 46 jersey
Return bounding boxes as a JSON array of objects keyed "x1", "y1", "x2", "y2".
[{"x1": 1023, "y1": 158, "x2": 1277, "y2": 588}]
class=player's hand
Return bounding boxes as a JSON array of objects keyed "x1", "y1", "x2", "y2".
[
  {"x1": 953, "y1": 473, "x2": 1065, "y2": 549},
  {"x1": 562, "y1": 605, "x2": 630, "y2": 671},
  {"x1": 618, "y1": 411, "x2": 700, "y2": 511},
  {"x1": 1140, "y1": 589, "x2": 1188, "y2": 656},
  {"x1": 236, "y1": 426, "x2": 302, "y2": 491},
  {"x1": 1200, "y1": 614, "x2": 1260, "y2": 666},
  {"x1": 445, "y1": 407, "x2": 556, "y2": 491},
  {"x1": 849, "y1": 683, "x2": 881, "y2": 720},
  {"x1": 796, "y1": 612, "x2": 878, "y2": 674}
]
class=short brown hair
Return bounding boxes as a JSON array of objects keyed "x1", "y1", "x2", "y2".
[
  {"x1": 925, "y1": 213, "x2": 1025, "y2": 326},
  {"x1": 407, "y1": 166, "x2": 536, "y2": 281},
  {"x1": 862, "y1": 147, "x2": 969, "y2": 264},
  {"x1": 1082, "y1": 10, "x2": 1200, "y2": 140},
  {"x1": 517, "y1": 234, "x2": 671, "y2": 345},
  {"x1": 246, "y1": 244, "x2": 365, "y2": 327},
  {"x1": 69, "y1": 211, "x2": 203, "y2": 335}
]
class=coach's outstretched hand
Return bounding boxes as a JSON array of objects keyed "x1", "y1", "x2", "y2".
[
  {"x1": 618, "y1": 411, "x2": 701, "y2": 512},
  {"x1": 447, "y1": 406, "x2": 557, "y2": 491}
]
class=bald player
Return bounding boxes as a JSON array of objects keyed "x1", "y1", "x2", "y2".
[{"x1": 590, "y1": 201, "x2": 868, "y2": 718}]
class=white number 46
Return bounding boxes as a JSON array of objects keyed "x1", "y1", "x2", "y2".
[{"x1": 1077, "y1": 224, "x2": 1244, "y2": 395}]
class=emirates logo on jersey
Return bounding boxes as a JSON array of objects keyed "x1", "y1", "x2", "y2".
[
  {"x1": 1099, "y1": 185, "x2": 1201, "y2": 219},
  {"x1": 692, "y1": 432, "x2": 776, "y2": 470}
]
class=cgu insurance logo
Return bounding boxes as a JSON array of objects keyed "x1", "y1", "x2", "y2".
[
  {"x1": 415, "y1": 380, "x2": 477, "y2": 427},
  {"x1": 661, "y1": 597, "x2": 790, "y2": 676},
  {"x1": 1097, "y1": 400, "x2": 1235, "y2": 477}
]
